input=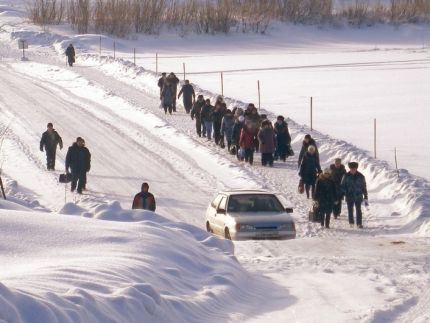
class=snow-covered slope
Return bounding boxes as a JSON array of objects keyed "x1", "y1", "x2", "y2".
[{"x1": 0, "y1": 199, "x2": 291, "y2": 323}]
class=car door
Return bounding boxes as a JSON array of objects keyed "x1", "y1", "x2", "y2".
[
  {"x1": 214, "y1": 196, "x2": 228, "y2": 235},
  {"x1": 208, "y1": 195, "x2": 223, "y2": 234}
]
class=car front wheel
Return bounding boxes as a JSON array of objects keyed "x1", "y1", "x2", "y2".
[
  {"x1": 224, "y1": 228, "x2": 232, "y2": 240},
  {"x1": 206, "y1": 222, "x2": 213, "y2": 233}
]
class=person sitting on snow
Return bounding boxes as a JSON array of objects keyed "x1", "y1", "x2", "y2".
[{"x1": 132, "y1": 182, "x2": 156, "y2": 211}]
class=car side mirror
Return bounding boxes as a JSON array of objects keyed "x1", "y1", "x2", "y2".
[
  {"x1": 217, "y1": 209, "x2": 226, "y2": 214},
  {"x1": 285, "y1": 207, "x2": 294, "y2": 213}
]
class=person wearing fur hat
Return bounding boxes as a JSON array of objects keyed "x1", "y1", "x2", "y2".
[
  {"x1": 258, "y1": 120, "x2": 276, "y2": 166},
  {"x1": 299, "y1": 145, "x2": 322, "y2": 198},
  {"x1": 341, "y1": 162, "x2": 368, "y2": 228},
  {"x1": 274, "y1": 115, "x2": 292, "y2": 162},
  {"x1": 330, "y1": 158, "x2": 347, "y2": 218},
  {"x1": 298, "y1": 134, "x2": 319, "y2": 168},
  {"x1": 314, "y1": 168, "x2": 337, "y2": 228},
  {"x1": 65, "y1": 137, "x2": 91, "y2": 194}
]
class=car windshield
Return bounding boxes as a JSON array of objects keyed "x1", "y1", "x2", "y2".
[{"x1": 227, "y1": 194, "x2": 284, "y2": 213}]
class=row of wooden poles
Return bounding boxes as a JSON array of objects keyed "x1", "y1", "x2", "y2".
[{"x1": 102, "y1": 38, "x2": 400, "y2": 178}]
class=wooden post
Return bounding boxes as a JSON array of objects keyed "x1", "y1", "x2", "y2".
[
  {"x1": 374, "y1": 118, "x2": 377, "y2": 159},
  {"x1": 113, "y1": 41, "x2": 116, "y2": 60},
  {"x1": 156, "y1": 53, "x2": 158, "y2": 76},
  {"x1": 257, "y1": 80, "x2": 261, "y2": 110},
  {"x1": 394, "y1": 147, "x2": 400, "y2": 178},
  {"x1": 133, "y1": 48, "x2": 136, "y2": 65},
  {"x1": 221, "y1": 72, "x2": 224, "y2": 97},
  {"x1": 99, "y1": 36, "x2": 101, "y2": 57},
  {"x1": 0, "y1": 176, "x2": 6, "y2": 200},
  {"x1": 183, "y1": 62, "x2": 186, "y2": 81},
  {"x1": 310, "y1": 96, "x2": 313, "y2": 131}
]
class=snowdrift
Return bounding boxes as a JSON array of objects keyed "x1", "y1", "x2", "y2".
[{"x1": 0, "y1": 199, "x2": 290, "y2": 323}]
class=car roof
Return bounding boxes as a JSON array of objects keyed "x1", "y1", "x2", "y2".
[{"x1": 218, "y1": 189, "x2": 276, "y2": 196}]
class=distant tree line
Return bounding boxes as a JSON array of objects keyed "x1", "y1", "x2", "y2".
[{"x1": 28, "y1": 0, "x2": 430, "y2": 37}]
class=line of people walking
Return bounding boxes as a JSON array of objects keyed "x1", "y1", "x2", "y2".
[{"x1": 157, "y1": 76, "x2": 369, "y2": 230}]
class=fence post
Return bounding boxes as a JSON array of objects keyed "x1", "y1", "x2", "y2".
[
  {"x1": 113, "y1": 41, "x2": 116, "y2": 60},
  {"x1": 156, "y1": 53, "x2": 158, "y2": 76},
  {"x1": 257, "y1": 80, "x2": 261, "y2": 110},
  {"x1": 221, "y1": 72, "x2": 224, "y2": 96},
  {"x1": 394, "y1": 147, "x2": 399, "y2": 178},
  {"x1": 99, "y1": 36, "x2": 101, "y2": 57},
  {"x1": 133, "y1": 48, "x2": 136, "y2": 65},
  {"x1": 374, "y1": 118, "x2": 377, "y2": 159},
  {"x1": 183, "y1": 62, "x2": 186, "y2": 81},
  {"x1": 310, "y1": 96, "x2": 313, "y2": 131}
]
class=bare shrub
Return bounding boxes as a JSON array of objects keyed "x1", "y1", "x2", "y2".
[
  {"x1": 28, "y1": 0, "x2": 66, "y2": 25},
  {"x1": 67, "y1": 0, "x2": 90, "y2": 33},
  {"x1": 27, "y1": 0, "x2": 430, "y2": 37}
]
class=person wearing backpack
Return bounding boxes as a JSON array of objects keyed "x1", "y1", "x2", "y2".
[{"x1": 132, "y1": 182, "x2": 156, "y2": 211}]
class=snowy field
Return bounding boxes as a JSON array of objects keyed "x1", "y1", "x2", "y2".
[{"x1": 1, "y1": 1, "x2": 430, "y2": 322}]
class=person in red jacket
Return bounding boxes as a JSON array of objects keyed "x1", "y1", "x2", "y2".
[
  {"x1": 132, "y1": 182, "x2": 156, "y2": 211},
  {"x1": 239, "y1": 123, "x2": 257, "y2": 165}
]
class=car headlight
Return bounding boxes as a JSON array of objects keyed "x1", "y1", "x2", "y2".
[
  {"x1": 279, "y1": 223, "x2": 295, "y2": 230},
  {"x1": 236, "y1": 223, "x2": 255, "y2": 231}
]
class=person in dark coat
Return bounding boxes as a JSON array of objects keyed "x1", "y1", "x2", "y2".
[
  {"x1": 132, "y1": 182, "x2": 156, "y2": 211},
  {"x1": 298, "y1": 134, "x2": 319, "y2": 168},
  {"x1": 191, "y1": 95, "x2": 205, "y2": 137},
  {"x1": 212, "y1": 103, "x2": 224, "y2": 145},
  {"x1": 221, "y1": 109, "x2": 235, "y2": 151},
  {"x1": 65, "y1": 137, "x2": 91, "y2": 194},
  {"x1": 314, "y1": 168, "x2": 337, "y2": 228},
  {"x1": 341, "y1": 162, "x2": 368, "y2": 229},
  {"x1": 246, "y1": 107, "x2": 260, "y2": 152},
  {"x1": 65, "y1": 44, "x2": 75, "y2": 67},
  {"x1": 299, "y1": 145, "x2": 322, "y2": 199},
  {"x1": 239, "y1": 123, "x2": 257, "y2": 165},
  {"x1": 274, "y1": 115, "x2": 292, "y2": 162},
  {"x1": 258, "y1": 120, "x2": 276, "y2": 167},
  {"x1": 40, "y1": 122, "x2": 63, "y2": 170},
  {"x1": 232, "y1": 115, "x2": 245, "y2": 160},
  {"x1": 161, "y1": 80, "x2": 174, "y2": 115},
  {"x1": 157, "y1": 72, "x2": 167, "y2": 99},
  {"x1": 201, "y1": 99, "x2": 214, "y2": 140},
  {"x1": 167, "y1": 73, "x2": 180, "y2": 112},
  {"x1": 178, "y1": 80, "x2": 195, "y2": 114},
  {"x1": 330, "y1": 158, "x2": 347, "y2": 218}
]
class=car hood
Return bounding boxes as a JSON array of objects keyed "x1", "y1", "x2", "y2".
[{"x1": 229, "y1": 212, "x2": 294, "y2": 224}]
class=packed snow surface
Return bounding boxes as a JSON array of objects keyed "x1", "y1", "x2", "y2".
[{"x1": 1, "y1": 0, "x2": 430, "y2": 322}]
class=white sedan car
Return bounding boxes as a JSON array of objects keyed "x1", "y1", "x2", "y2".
[{"x1": 205, "y1": 190, "x2": 296, "y2": 240}]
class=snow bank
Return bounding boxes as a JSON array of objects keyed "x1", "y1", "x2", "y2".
[{"x1": 0, "y1": 199, "x2": 289, "y2": 323}]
